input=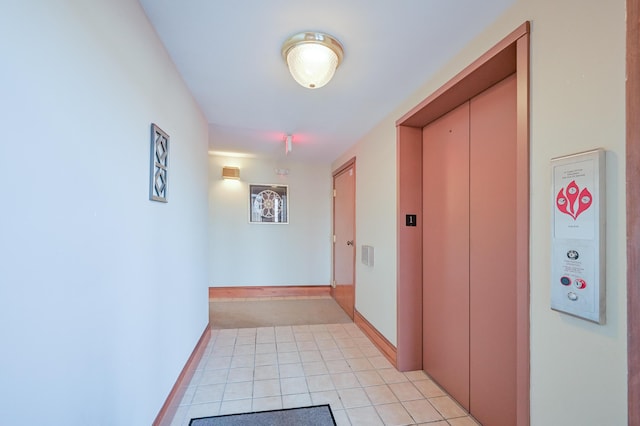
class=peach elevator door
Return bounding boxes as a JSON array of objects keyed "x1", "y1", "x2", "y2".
[{"x1": 422, "y1": 75, "x2": 517, "y2": 426}]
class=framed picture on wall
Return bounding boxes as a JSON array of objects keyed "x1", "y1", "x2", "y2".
[
  {"x1": 149, "y1": 123, "x2": 169, "y2": 202},
  {"x1": 249, "y1": 184, "x2": 288, "y2": 224}
]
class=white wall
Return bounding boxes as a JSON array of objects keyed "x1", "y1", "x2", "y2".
[
  {"x1": 333, "y1": 0, "x2": 628, "y2": 424},
  {"x1": 333, "y1": 124, "x2": 398, "y2": 343},
  {"x1": 208, "y1": 154, "x2": 332, "y2": 286},
  {"x1": 0, "y1": 1, "x2": 209, "y2": 425}
]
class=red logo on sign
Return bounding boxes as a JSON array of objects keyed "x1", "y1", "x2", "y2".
[{"x1": 556, "y1": 180, "x2": 592, "y2": 220}]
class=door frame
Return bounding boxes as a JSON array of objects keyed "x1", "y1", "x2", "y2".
[
  {"x1": 332, "y1": 157, "x2": 356, "y2": 316},
  {"x1": 626, "y1": 0, "x2": 639, "y2": 424},
  {"x1": 395, "y1": 22, "x2": 530, "y2": 425}
]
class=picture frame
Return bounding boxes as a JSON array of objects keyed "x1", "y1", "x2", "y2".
[
  {"x1": 149, "y1": 123, "x2": 169, "y2": 202},
  {"x1": 249, "y1": 184, "x2": 288, "y2": 224}
]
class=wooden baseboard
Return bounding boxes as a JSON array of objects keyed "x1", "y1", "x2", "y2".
[
  {"x1": 209, "y1": 285, "x2": 331, "y2": 299},
  {"x1": 354, "y1": 309, "x2": 397, "y2": 367},
  {"x1": 153, "y1": 324, "x2": 211, "y2": 426}
]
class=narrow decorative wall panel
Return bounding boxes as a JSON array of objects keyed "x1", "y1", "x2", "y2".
[{"x1": 150, "y1": 123, "x2": 169, "y2": 202}]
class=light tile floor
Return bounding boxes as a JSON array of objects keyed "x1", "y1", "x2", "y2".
[{"x1": 169, "y1": 321, "x2": 481, "y2": 425}]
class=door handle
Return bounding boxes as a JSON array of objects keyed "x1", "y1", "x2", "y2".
[{"x1": 346, "y1": 240, "x2": 354, "y2": 246}]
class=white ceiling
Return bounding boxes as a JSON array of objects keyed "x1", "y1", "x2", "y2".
[{"x1": 139, "y1": 0, "x2": 514, "y2": 163}]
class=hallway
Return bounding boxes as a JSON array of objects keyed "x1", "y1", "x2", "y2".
[
  {"x1": 170, "y1": 298, "x2": 481, "y2": 425},
  {"x1": 1, "y1": 2, "x2": 629, "y2": 425}
]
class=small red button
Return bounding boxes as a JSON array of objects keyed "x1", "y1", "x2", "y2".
[{"x1": 575, "y1": 279, "x2": 586, "y2": 289}]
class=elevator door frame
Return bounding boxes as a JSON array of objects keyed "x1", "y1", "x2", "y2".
[
  {"x1": 626, "y1": 1, "x2": 640, "y2": 423},
  {"x1": 395, "y1": 22, "x2": 531, "y2": 426}
]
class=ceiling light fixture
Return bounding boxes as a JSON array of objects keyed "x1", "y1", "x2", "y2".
[{"x1": 281, "y1": 32, "x2": 344, "y2": 89}]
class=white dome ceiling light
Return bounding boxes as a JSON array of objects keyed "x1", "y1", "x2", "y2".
[{"x1": 281, "y1": 32, "x2": 344, "y2": 89}]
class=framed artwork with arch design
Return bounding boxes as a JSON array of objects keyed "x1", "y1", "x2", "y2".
[{"x1": 249, "y1": 184, "x2": 289, "y2": 224}]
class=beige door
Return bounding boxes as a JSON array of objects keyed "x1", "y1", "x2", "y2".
[
  {"x1": 332, "y1": 160, "x2": 355, "y2": 319},
  {"x1": 423, "y1": 75, "x2": 517, "y2": 426}
]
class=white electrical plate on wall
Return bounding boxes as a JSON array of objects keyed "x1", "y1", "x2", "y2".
[
  {"x1": 550, "y1": 149, "x2": 606, "y2": 324},
  {"x1": 361, "y1": 245, "x2": 374, "y2": 267}
]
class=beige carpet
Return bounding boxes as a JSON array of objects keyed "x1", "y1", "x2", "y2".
[{"x1": 209, "y1": 297, "x2": 352, "y2": 329}]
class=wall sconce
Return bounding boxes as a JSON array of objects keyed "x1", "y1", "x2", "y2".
[{"x1": 221, "y1": 166, "x2": 240, "y2": 180}]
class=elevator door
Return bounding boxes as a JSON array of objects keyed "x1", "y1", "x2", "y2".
[
  {"x1": 422, "y1": 101, "x2": 471, "y2": 409},
  {"x1": 423, "y1": 74, "x2": 517, "y2": 426},
  {"x1": 468, "y1": 74, "x2": 517, "y2": 426}
]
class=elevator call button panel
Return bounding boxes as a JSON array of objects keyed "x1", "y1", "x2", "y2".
[{"x1": 550, "y1": 149, "x2": 605, "y2": 324}]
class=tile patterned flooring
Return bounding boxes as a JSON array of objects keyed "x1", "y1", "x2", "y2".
[{"x1": 169, "y1": 319, "x2": 481, "y2": 425}]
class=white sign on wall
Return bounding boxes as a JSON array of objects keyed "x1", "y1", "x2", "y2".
[{"x1": 550, "y1": 149, "x2": 606, "y2": 324}]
